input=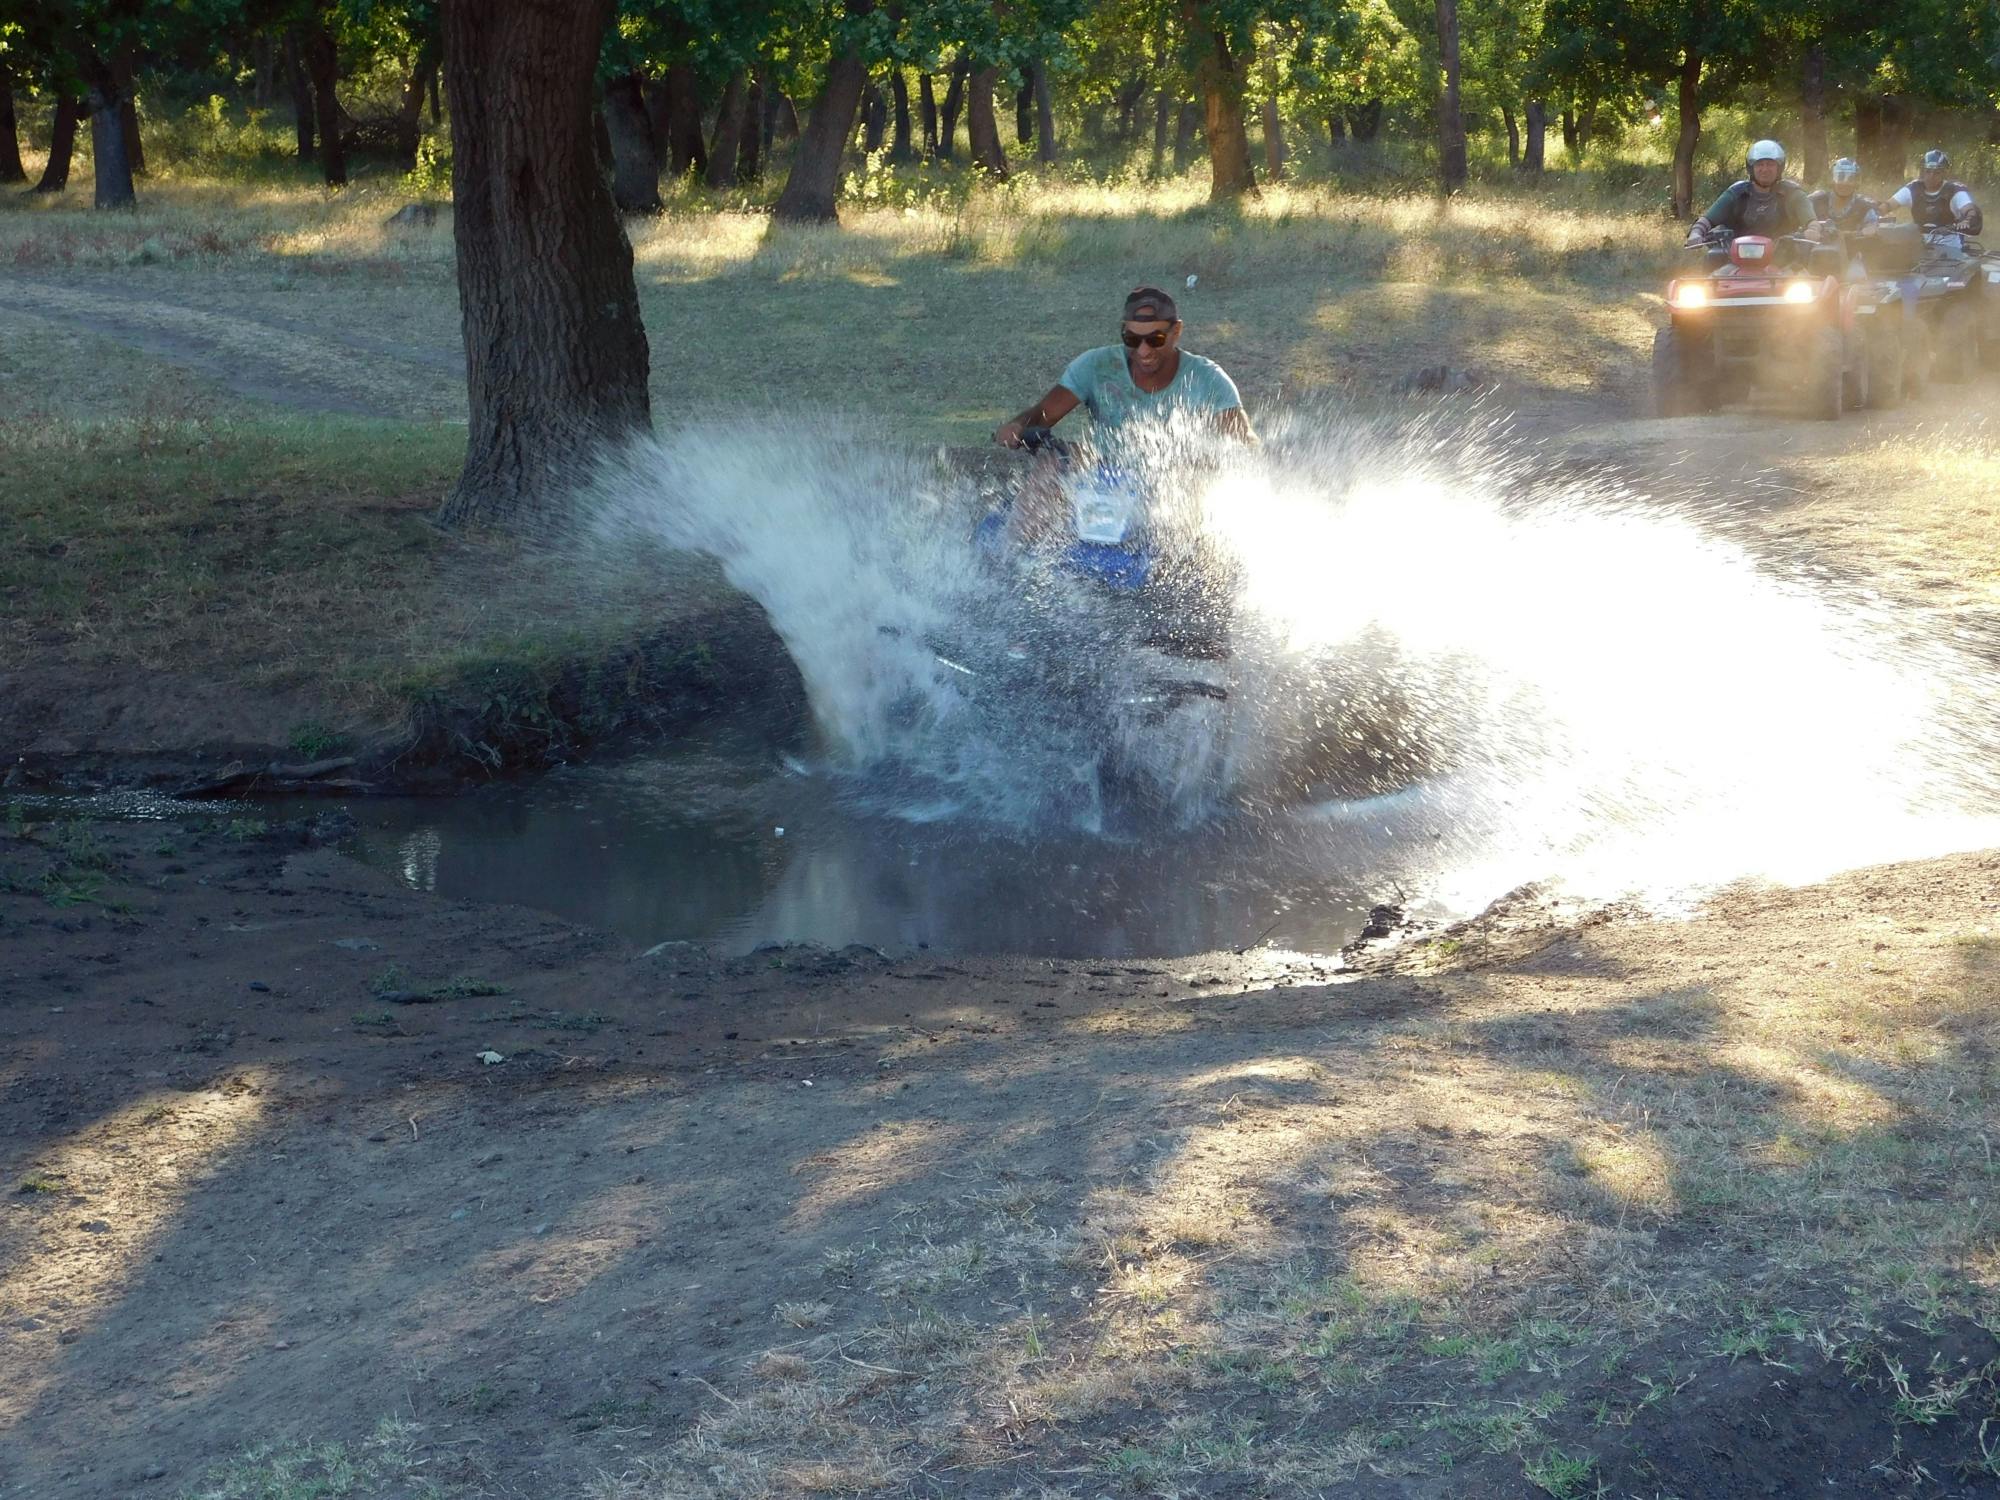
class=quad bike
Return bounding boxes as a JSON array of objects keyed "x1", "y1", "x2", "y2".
[
  {"x1": 941, "y1": 427, "x2": 1240, "y2": 826},
  {"x1": 1837, "y1": 220, "x2": 1928, "y2": 405},
  {"x1": 1888, "y1": 221, "x2": 2000, "y2": 383},
  {"x1": 1654, "y1": 229, "x2": 1873, "y2": 419}
]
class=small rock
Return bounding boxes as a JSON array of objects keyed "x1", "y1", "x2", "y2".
[
  {"x1": 332, "y1": 937, "x2": 380, "y2": 952},
  {"x1": 449, "y1": 1207, "x2": 468, "y2": 1222},
  {"x1": 531, "y1": 1222, "x2": 551, "y2": 1235},
  {"x1": 139, "y1": 1465, "x2": 167, "y2": 1482},
  {"x1": 477, "y1": 1050, "x2": 505, "y2": 1065},
  {"x1": 248, "y1": 981, "x2": 270, "y2": 993},
  {"x1": 78, "y1": 1220, "x2": 111, "y2": 1233},
  {"x1": 366, "y1": 1132, "x2": 389, "y2": 1143}
]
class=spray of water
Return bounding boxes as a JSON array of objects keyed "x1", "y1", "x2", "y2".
[{"x1": 581, "y1": 405, "x2": 2000, "y2": 923}]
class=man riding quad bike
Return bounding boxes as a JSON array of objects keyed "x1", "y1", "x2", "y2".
[
  {"x1": 1657, "y1": 140, "x2": 1876, "y2": 418},
  {"x1": 1882, "y1": 150, "x2": 1997, "y2": 378},
  {"x1": 967, "y1": 286, "x2": 1254, "y2": 824},
  {"x1": 1804, "y1": 157, "x2": 1929, "y2": 402}
]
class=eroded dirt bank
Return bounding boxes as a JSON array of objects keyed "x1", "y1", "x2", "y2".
[{"x1": 5, "y1": 817, "x2": 2000, "y2": 1497}]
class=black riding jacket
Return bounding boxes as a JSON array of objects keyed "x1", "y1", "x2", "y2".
[
  {"x1": 1702, "y1": 179, "x2": 1815, "y2": 238},
  {"x1": 1898, "y1": 179, "x2": 1983, "y2": 234},
  {"x1": 1807, "y1": 188, "x2": 1877, "y2": 232}
]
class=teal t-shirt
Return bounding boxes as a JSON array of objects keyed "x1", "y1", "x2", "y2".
[{"x1": 1058, "y1": 346, "x2": 1243, "y2": 431}]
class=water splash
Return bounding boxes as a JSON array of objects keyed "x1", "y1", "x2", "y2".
[{"x1": 582, "y1": 405, "x2": 2000, "y2": 924}]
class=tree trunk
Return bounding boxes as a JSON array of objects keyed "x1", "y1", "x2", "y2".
[
  {"x1": 772, "y1": 40, "x2": 871, "y2": 222},
  {"x1": 773, "y1": 90, "x2": 799, "y2": 142},
  {"x1": 305, "y1": 23, "x2": 345, "y2": 185},
  {"x1": 1434, "y1": 0, "x2": 1467, "y2": 192},
  {"x1": 1350, "y1": 98, "x2": 1382, "y2": 142},
  {"x1": 35, "y1": 97, "x2": 79, "y2": 192},
  {"x1": 253, "y1": 35, "x2": 279, "y2": 108},
  {"x1": 1015, "y1": 81, "x2": 1033, "y2": 146},
  {"x1": 1522, "y1": 99, "x2": 1546, "y2": 172},
  {"x1": 1173, "y1": 98, "x2": 1199, "y2": 171},
  {"x1": 920, "y1": 73, "x2": 939, "y2": 157},
  {"x1": 0, "y1": 65, "x2": 24, "y2": 184},
  {"x1": 1880, "y1": 93, "x2": 1912, "y2": 180},
  {"x1": 1502, "y1": 106, "x2": 1519, "y2": 167},
  {"x1": 938, "y1": 54, "x2": 967, "y2": 160},
  {"x1": 1260, "y1": 50, "x2": 1284, "y2": 181},
  {"x1": 395, "y1": 33, "x2": 440, "y2": 172},
  {"x1": 1033, "y1": 60, "x2": 1056, "y2": 164},
  {"x1": 604, "y1": 73, "x2": 662, "y2": 211},
  {"x1": 967, "y1": 65, "x2": 1009, "y2": 177},
  {"x1": 861, "y1": 81, "x2": 886, "y2": 153},
  {"x1": 1151, "y1": 92, "x2": 1171, "y2": 174},
  {"x1": 1189, "y1": 14, "x2": 1255, "y2": 200},
  {"x1": 1328, "y1": 114, "x2": 1346, "y2": 148},
  {"x1": 739, "y1": 69, "x2": 766, "y2": 179},
  {"x1": 661, "y1": 64, "x2": 707, "y2": 177},
  {"x1": 707, "y1": 71, "x2": 748, "y2": 187},
  {"x1": 436, "y1": 0, "x2": 650, "y2": 530},
  {"x1": 889, "y1": 70, "x2": 915, "y2": 163},
  {"x1": 1114, "y1": 73, "x2": 1147, "y2": 138},
  {"x1": 429, "y1": 63, "x2": 442, "y2": 123},
  {"x1": 1670, "y1": 52, "x2": 1701, "y2": 219},
  {"x1": 76, "y1": 53, "x2": 135, "y2": 208},
  {"x1": 1560, "y1": 107, "x2": 1577, "y2": 155},
  {"x1": 284, "y1": 30, "x2": 315, "y2": 160},
  {"x1": 112, "y1": 50, "x2": 143, "y2": 176},
  {"x1": 1801, "y1": 43, "x2": 1827, "y2": 187}
]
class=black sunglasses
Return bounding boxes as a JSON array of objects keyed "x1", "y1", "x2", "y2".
[{"x1": 1121, "y1": 326, "x2": 1172, "y2": 349}]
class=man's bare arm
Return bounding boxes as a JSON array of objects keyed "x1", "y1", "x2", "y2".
[
  {"x1": 994, "y1": 385, "x2": 1081, "y2": 447},
  {"x1": 1218, "y1": 406, "x2": 1256, "y2": 442}
]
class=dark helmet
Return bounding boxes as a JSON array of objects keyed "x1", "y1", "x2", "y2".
[
  {"x1": 1831, "y1": 157, "x2": 1860, "y2": 186},
  {"x1": 1923, "y1": 149, "x2": 1950, "y2": 172}
]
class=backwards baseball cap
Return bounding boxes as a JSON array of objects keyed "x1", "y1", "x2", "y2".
[{"x1": 1122, "y1": 285, "x2": 1180, "y2": 323}]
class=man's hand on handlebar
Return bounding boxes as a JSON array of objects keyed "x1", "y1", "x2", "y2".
[{"x1": 993, "y1": 418, "x2": 1026, "y2": 449}]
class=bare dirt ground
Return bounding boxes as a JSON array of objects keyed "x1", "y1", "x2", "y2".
[{"x1": 10, "y1": 277, "x2": 2000, "y2": 1497}]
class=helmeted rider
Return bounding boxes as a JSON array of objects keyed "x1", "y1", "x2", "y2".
[
  {"x1": 1685, "y1": 139, "x2": 1816, "y2": 247},
  {"x1": 994, "y1": 286, "x2": 1253, "y2": 545},
  {"x1": 1887, "y1": 149, "x2": 1983, "y2": 235},
  {"x1": 1809, "y1": 157, "x2": 1878, "y2": 233}
]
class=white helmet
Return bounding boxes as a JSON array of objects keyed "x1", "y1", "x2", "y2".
[
  {"x1": 1746, "y1": 139, "x2": 1787, "y2": 170},
  {"x1": 1831, "y1": 157, "x2": 1859, "y2": 185}
]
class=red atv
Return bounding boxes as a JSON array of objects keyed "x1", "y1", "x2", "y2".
[{"x1": 1653, "y1": 230, "x2": 1871, "y2": 419}]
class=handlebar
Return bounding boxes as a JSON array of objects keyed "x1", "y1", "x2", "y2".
[{"x1": 1019, "y1": 426, "x2": 1074, "y2": 458}]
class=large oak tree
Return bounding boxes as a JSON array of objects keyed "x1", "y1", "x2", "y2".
[{"x1": 438, "y1": 0, "x2": 651, "y2": 528}]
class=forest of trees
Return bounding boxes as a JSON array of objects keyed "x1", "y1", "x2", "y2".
[
  {"x1": 3, "y1": 0, "x2": 1995, "y2": 520},
  {"x1": 4, "y1": 0, "x2": 1998, "y2": 217}
]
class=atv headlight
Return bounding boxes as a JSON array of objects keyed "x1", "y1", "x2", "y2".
[
  {"x1": 1784, "y1": 280, "x2": 1817, "y2": 303},
  {"x1": 1672, "y1": 282, "x2": 1708, "y2": 309}
]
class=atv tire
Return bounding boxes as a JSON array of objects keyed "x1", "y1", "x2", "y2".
[
  {"x1": 1806, "y1": 328, "x2": 1845, "y2": 420},
  {"x1": 1652, "y1": 327, "x2": 1711, "y2": 418},
  {"x1": 1841, "y1": 338, "x2": 1871, "y2": 410},
  {"x1": 1865, "y1": 323, "x2": 1905, "y2": 408},
  {"x1": 1904, "y1": 318, "x2": 1931, "y2": 398}
]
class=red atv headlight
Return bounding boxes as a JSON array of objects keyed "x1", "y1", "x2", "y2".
[{"x1": 1670, "y1": 280, "x2": 1709, "y2": 310}]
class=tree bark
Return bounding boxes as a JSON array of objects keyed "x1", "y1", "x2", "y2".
[
  {"x1": 76, "y1": 53, "x2": 135, "y2": 208},
  {"x1": 1033, "y1": 60, "x2": 1056, "y2": 164},
  {"x1": 739, "y1": 69, "x2": 766, "y2": 180},
  {"x1": 1015, "y1": 81, "x2": 1033, "y2": 146},
  {"x1": 395, "y1": 31, "x2": 441, "y2": 171},
  {"x1": 1670, "y1": 52, "x2": 1701, "y2": 219},
  {"x1": 889, "y1": 70, "x2": 915, "y2": 163},
  {"x1": 967, "y1": 65, "x2": 1009, "y2": 177},
  {"x1": 1173, "y1": 98, "x2": 1199, "y2": 171},
  {"x1": 772, "y1": 36, "x2": 871, "y2": 222},
  {"x1": 861, "y1": 81, "x2": 887, "y2": 153},
  {"x1": 305, "y1": 23, "x2": 345, "y2": 185},
  {"x1": 1434, "y1": 0, "x2": 1467, "y2": 192},
  {"x1": 1189, "y1": 12, "x2": 1255, "y2": 200},
  {"x1": 1349, "y1": 98, "x2": 1382, "y2": 142},
  {"x1": 253, "y1": 34, "x2": 278, "y2": 108},
  {"x1": 938, "y1": 54, "x2": 968, "y2": 161},
  {"x1": 429, "y1": 63, "x2": 443, "y2": 123},
  {"x1": 604, "y1": 73, "x2": 662, "y2": 211},
  {"x1": 707, "y1": 70, "x2": 748, "y2": 187},
  {"x1": 1801, "y1": 43, "x2": 1827, "y2": 187},
  {"x1": 1522, "y1": 99, "x2": 1546, "y2": 172},
  {"x1": 437, "y1": 0, "x2": 650, "y2": 530},
  {"x1": 112, "y1": 50, "x2": 143, "y2": 176},
  {"x1": 1328, "y1": 114, "x2": 1346, "y2": 149},
  {"x1": 0, "y1": 65, "x2": 25, "y2": 184},
  {"x1": 919, "y1": 73, "x2": 939, "y2": 157},
  {"x1": 1151, "y1": 92, "x2": 1171, "y2": 175},
  {"x1": 35, "y1": 96, "x2": 80, "y2": 191},
  {"x1": 1560, "y1": 107, "x2": 1577, "y2": 155},
  {"x1": 1260, "y1": 50, "x2": 1283, "y2": 181},
  {"x1": 661, "y1": 64, "x2": 707, "y2": 177},
  {"x1": 285, "y1": 30, "x2": 315, "y2": 160}
]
